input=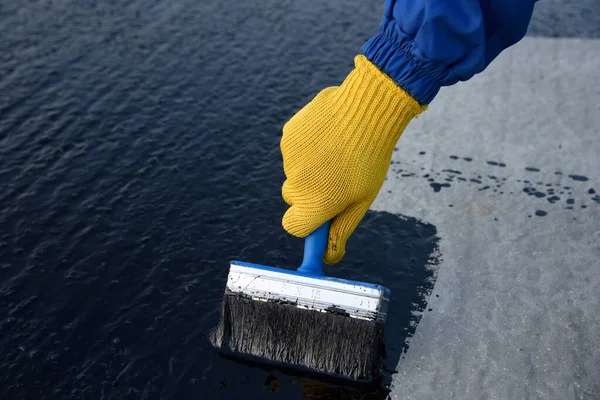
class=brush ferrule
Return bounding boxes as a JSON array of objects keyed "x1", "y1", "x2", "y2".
[{"x1": 225, "y1": 261, "x2": 390, "y2": 322}]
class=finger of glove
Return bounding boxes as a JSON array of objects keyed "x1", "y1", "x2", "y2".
[
  {"x1": 313, "y1": 86, "x2": 338, "y2": 102},
  {"x1": 324, "y1": 199, "x2": 373, "y2": 265},
  {"x1": 281, "y1": 86, "x2": 339, "y2": 142},
  {"x1": 300, "y1": 86, "x2": 338, "y2": 111},
  {"x1": 281, "y1": 179, "x2": 294, "y2": 206},
  {"x1": 285, "y1": 86, "x2": 338, "y2": 122},
  {"x1": 282, "y1": 202, "x2": 342, "y2": 239}
]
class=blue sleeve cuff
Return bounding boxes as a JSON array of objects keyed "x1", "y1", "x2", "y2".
[
  {"x1": 361, "y1": 27, "x2": 442, "y2": 105},
  {"x1": 361, "y1": 0, "x2": 536, "y2": 105}
]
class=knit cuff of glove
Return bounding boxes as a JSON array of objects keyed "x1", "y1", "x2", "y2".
[
  {"x1": 332, "y1": 54, "x2": 427, "y2": 151},
  {"x1": 361, "y1": 29, "x2": 442, "y2": 105}
]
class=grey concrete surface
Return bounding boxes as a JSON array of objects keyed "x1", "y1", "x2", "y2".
[
  {"x1": 528, "y1": 0, "x2": 600, "y2": 39},
  {"x1": 375, "y1": 37, "x2": 600, "y2": 399}
]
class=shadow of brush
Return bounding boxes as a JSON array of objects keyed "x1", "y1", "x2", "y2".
[{"x1": 325, "y1": 210, "x2": 442, "y2": 377}]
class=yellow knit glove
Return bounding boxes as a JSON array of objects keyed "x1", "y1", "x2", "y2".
[{"x1": 281, "y1": 55, "x2": 426, "y2": 264}]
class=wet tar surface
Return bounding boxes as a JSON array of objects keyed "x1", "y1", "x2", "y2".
[{"x1": 0, "y1": 1, "x2": 442, "y2": 399}]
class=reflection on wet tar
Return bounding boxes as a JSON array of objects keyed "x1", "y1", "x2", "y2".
[
  {"x1": 264, "y1": 375, "x2": 280, "y2": 393},
  {"x1": 389, "y1": 152, "x2": 597, "y2": 217}
]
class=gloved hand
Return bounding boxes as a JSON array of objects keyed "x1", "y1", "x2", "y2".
[{"x1": 280, "y1": 55, "x2": 426, "y2": 264}]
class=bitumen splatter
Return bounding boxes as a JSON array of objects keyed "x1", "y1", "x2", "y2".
[
  {"x1": 523, "y1": 187, "x2": 547, "y2": 198},
  {"x1": 430, "y1": 183, "x2": 451, "y2": 193},
  {"x1": 569, "y1": 174, "x2": 589, "y2": 182},
  {"x1": 389, "y1": 153, "x2": 597, "y2": 217}
]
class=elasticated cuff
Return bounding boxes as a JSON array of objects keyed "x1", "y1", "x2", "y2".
[
  {"x1": 327, "y1": 54, "x2": 427, "y2": 158},
  {"x1": 361, "y1": 32, "x2": 441, "y2": 105}
]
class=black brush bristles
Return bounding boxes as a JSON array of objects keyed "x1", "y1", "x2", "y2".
[{"x1": 210, "y1": 293, "x2": 385, "y2": 382}]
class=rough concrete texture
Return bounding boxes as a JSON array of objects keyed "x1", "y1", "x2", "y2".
[
  {"x1": 375, "y1": 37, "x2": 600, "y2": 399},
  {"x1": 528, "y1": 0, "x2": 600, "y2": 39}
]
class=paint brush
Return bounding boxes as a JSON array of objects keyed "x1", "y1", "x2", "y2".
[{"x1": 210, "y1": 220, "x2": 390, "y2": 382}]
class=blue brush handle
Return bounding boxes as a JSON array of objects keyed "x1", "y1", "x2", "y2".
[{"x1": 296, "y1": 220, "x2": 331, "y2": 276}]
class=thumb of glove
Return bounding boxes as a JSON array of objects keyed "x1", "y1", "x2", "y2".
[
  {"x1": 324, "y1": 198, "x2": 374, "y2": 265},
  {"x1": 282, "y1": 202, "x2": 334, "y2": 239}
]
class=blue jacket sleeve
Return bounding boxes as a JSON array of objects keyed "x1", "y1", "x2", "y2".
[{"x1": 361, "y1": 0, "x2": 537, "y2": 104}]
